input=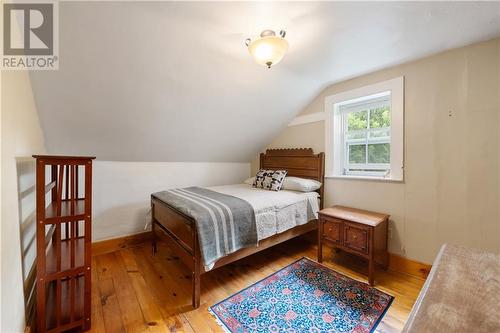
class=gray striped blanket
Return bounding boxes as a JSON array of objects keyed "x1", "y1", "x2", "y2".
[{"x1": 152, "y1": 187, "x2": 257, "y2": 269}]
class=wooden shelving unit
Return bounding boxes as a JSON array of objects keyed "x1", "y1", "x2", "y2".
[{"x1": 34, "y1": 155, "x2": 95, "y2": 333}]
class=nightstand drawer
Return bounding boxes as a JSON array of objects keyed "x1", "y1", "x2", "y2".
[
  {"x1": 344, "y1": 223, "x2": 369, "y2": 254},
  {"x1": 323, "y1": 219, "x2": 342, "y2": 244}
]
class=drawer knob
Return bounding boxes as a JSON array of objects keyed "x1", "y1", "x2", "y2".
[
  {"x1": 328, "y1": 228, "x2": 333, "y2": 232},
  {"x1": 352, "y1": 235, "x2": 358, "y2": 240}
]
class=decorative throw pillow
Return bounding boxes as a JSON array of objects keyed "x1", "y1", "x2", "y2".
[
  {"x1": 253, "y1": 169, "x2": 268, "y2": 188},
  {"x1": 262, "y1": 170, "x2": 288, "y2": 191}
]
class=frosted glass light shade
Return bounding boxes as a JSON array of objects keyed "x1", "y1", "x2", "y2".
[{"x1": 246, "y1": 31, "x2": 289, "y2": 68}]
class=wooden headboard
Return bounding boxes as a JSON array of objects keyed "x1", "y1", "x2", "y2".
[{"x1": 259, "y1": 148, "x2": 325, "y2": 209}]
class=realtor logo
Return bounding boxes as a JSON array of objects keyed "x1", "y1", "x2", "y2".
[{"x1": 1, "y1": 1, "x2": 58, "y2": 69}]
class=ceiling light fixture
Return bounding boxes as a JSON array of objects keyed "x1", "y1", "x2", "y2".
[{"x1": 245, "y1": 30, "x2": 288, "y2": 69}]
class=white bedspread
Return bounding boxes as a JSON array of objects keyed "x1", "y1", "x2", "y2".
[{"x1": 206, "y1": 184, "x2": 319, "y2": 241}]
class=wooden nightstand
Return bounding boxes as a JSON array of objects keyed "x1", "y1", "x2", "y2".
[{"x1": 318, "y1": 205, "x2": 389, "y2": 285}]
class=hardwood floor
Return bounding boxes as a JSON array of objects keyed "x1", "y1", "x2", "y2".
[{"x1": 90, "y1": 236, "x2": 424, "y2": 333}]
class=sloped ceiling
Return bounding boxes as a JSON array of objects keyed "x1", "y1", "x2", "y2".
[{"x1": 30, "y1": 1, "x2": 500, "y2": 162}]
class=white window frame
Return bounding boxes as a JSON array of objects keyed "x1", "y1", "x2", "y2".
[{"x1": 325, "y1": 77, "x2": 404, "y2": 181}]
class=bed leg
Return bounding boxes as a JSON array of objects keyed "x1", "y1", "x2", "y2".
[
  {"x1": 152, "y1": 237, "x2": 157, "y2": 255},
  {"x1": 151, "y1": 222, "x2": 157, "y2": 255},
  {"x1": 192, "y1": 265, "x2": 200, "y2": 309}
]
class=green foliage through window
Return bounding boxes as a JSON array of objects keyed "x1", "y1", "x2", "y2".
[
  {"x1": 349, "y1": 145, "x2": 366, "y2": 164},
  {"x1": 346, "y1": 106, "x2": 390, "y2": 131},
  {"x1": 347, "y1": 111, "x2": 367, "y2": 131},
  {"x1": 344, "y1": 104, "x2": 391, "y2": 172},
  {"x1": 369, "y1": 106, "x2": 390, "y2": 129},
  {"x1": 368, "y1": 144, "x2": 390, "y2": 163}
]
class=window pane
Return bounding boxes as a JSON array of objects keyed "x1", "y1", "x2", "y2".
[
  {"x1": 368, "y1": 143, "x2": 390, "y2": 163},
  {"x1": 347, "y1": 111, "x2": 368, "y2": 131},
  {"x1": 347, "y1": 131, "x2": 367, "y2": 141},
  {"x1": 349, "y1": 144, "x2": 366, "y2": 164},
  {"x1": 369, "y1": 106, "x2": 390, "y2": 129},
  {"x1": 369, "y1": 128, "x2": 390, "y2": 139}
]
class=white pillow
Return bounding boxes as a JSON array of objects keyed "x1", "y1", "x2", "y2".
[
  {"x1": 282, "y1": 176, "x2": 322, "y2": 192},
  {"x1": 243, "y1": 177, "x2": 255, "y2": 185}
]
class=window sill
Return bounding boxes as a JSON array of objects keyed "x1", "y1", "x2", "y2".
[{"x1": 325, "y1": 174, "x2": 404, "y2": 183}]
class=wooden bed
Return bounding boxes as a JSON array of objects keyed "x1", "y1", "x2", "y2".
[{"x1": 151, "y1": 148, "x2": 325, "y2": 308}]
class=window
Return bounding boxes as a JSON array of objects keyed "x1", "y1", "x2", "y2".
[
  {"x1": 341, "y1": 93, "x2": 391, "y2": 176},
  {"x1": 325, "y1": 77, "x2": 404, "y2": 181}
]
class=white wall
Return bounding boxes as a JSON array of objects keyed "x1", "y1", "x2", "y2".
[
  {"x1": 1, "y1": 68, "x2": 47, "y2": 332},
  {"x1": 92, "y1": 161, "x2": 250, "y2": 240},
  {"x1": 16, "y1": 159, "x2": 39, "y2": 280},
  {"x1": 32, "y1": 3, "x2": 500, "y2": 163},
  {"x1": 253, "y1": 38, "x2": 500, "y2": 264}
]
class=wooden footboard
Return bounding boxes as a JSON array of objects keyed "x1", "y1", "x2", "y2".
[
  {"x1": 151, "y1": 197, "x2": 201, "y2": 308},
  {"x1": 151, "y1": 197, "x2": 317, "y2": 309},
  {"x1": 151, "y1": 148, "x2": 325, "y2": 309}
]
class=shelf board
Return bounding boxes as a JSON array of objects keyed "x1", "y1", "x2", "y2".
[
  {"x1": 33, "y1": 154, "x2": 95, "y2": 160},
  {"x1": 45, "y1": 275, "x2": 85, "y2": 331},
  {"x1": 45, "y1": 199, "x2": 86, "y2": 221},
  {"x1": 45, "y1": 237, "x2": 86, "y2": 277}
]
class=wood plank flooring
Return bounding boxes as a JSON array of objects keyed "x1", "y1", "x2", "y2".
[{"x1": 90, "y1": 237, "x2": 424, "y2": 333}]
